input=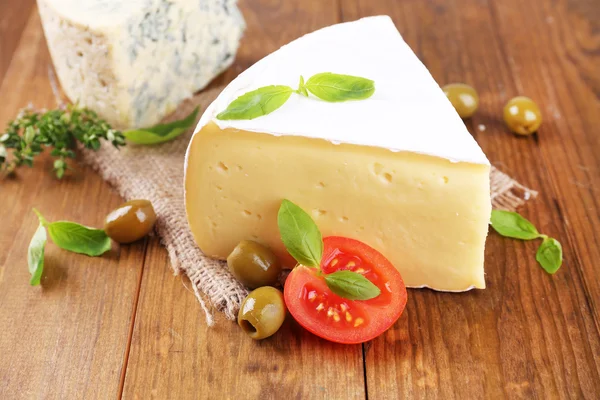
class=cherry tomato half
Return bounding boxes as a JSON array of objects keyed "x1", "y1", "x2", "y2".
[{"x1": 284, "y1": 236, "x2": 407, "y2": 344}]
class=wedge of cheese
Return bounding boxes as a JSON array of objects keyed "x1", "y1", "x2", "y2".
[
  {"x1": 185, "y1": 16, "x2": 491, "y2": 291},
  {"x1": 38, "y1": 0, "x2": 245, "y2": 128}
]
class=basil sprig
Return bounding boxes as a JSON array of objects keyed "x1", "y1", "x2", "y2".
[
  {"x1": 277, "y1": 199, "x2": 380, "y2": 301},
  {"x1": 217, "y1": 72, "x2": 375, "y2": 121},
  {"x1": 123, "y1": 106, "x2": 200, "y2": 145},
  {"x1": 490, "y1": 210, "x2": 563, "y2": 274},
  {"x1": 34, "y1": 209, "x2": 111, "y2": 256},
  {"x1": 27, "y1": 209, "x2": 112, "y2": 286}
]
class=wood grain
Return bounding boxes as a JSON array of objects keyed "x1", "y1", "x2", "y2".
[
  {"x1": 0, "y1": 10, "x2": 147, "y2": 400},
  {"x1": 0, "y1": 0, "x2": 35, "y2": 83},
  {"x1": 342, "y1": 0, "x2": 600, "y2": 398},
  {"x1": 121, "y1": 239, "x2": 365, "y2": 399},
  {"x1": 214, "y1": 0, "x2": 341, "y2": 84},
  {"x1": 120, "y1": 1, "x2": 368, "y2": 398},
  {"x1": 0, "y1": 0, "x2": 599, "y2": 399}
]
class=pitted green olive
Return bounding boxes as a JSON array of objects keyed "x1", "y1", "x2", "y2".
[{"x1": 238, "y1": 287, "x2": 286, "y2": 340}]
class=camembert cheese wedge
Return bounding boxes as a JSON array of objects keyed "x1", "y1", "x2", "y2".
[{"x1": 185, "y1": 16, "x2": 491, "y2": 291}]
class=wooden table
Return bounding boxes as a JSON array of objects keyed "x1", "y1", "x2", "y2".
[{"x1": 1, "y1": 0, "x2": 599, "y2": 398}]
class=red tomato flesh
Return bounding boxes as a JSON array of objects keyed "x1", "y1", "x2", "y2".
[{"x1": 284, "y1": 236, "x2": 407, "y2": 344}]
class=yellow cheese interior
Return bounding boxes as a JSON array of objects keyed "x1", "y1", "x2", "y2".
[{"x1": 185, "y1": 122, "x2": 491, "y2": 291}]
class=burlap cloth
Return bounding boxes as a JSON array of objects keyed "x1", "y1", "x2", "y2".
[{"x1": 79, "y1": 86, "x2": 537, "y2": 326}]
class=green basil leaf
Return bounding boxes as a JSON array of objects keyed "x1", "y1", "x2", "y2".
[
  {"x1": 490, "y1": 210, "x2": 541, "y2": 240},
  {"x1": 28, "y1": 223, "x2": 46, "y2": 286},
  {"x1": 47, "y1": 221, "x2": 111, "y2": 256},
  {"x1": 536, "y1": 237, "x2": 562, "y2": 274},
  {"x1": 124, "y1": 106, "x2": 199, "y2": 145},
  {"x1": 277, "y1": 199, "x2": 323, "y2": 268},
  {"x1": 217, "y1": 86, "x2": 294, "y2": 120},
  {"x1": 305, "y1": 72, "x2": 375, "y2": 102},
  {"x1": 324, "y1": 270, "x2": 380, "y2": 301}
]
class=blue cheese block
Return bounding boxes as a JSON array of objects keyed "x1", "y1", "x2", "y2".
[{"x1": 38, "y1": 0, "x2": 245, "y2": 128}]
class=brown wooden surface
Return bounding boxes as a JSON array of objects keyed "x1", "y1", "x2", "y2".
[
  {"x1": 0, "y1": 0, "x2": 35, "y2": 83},
  {"x1": 0, "y1": 0, "x2": 599, "y2": 399}
]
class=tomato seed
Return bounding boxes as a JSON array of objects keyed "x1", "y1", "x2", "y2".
[{"x1": 354, "y1": 318, "x2": 364, "y2": 327}]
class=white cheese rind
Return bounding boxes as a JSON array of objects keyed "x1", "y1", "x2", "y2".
[
  {"x1": 194, "y1": 15, "x2": 488, "y2": 165},
  {"x1": 38, "y1": 0, "x2": 245, "y2": 128}
]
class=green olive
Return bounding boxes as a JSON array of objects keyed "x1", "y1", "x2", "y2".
[
  {"x1": 227, "y1": 240, "x2": 281, "y2": 289},
  {"x1": 442, "y1": 83, "x2": 479, "y2": 119},
  {"x1": 503, "y1": 96, "x2": 542, "y2": 135},
  {"x1": 104, "y1": 199, "x2": 156, "y2": 244},
  {"x1": 238, "y1": 287, "x2": 286, "y2": 340}
]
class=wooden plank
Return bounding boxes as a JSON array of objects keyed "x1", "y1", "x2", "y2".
[
  {"x1": 491, "y1": 0, "x2": 600, "y2": 331},
  {"x1": 122, "y1": 239, "x2": 365, "y2": 399},
  {"x1": 0, "y1": 0, "x2": 36, "y2": 83},
  {"x1": 1, "y1": 1, "x2": 598, "y2": 399},
  {"x1": 121, "y1": 1, "x2": 366, "y2": 398},
  {"x1": 0, "y1": 9, "x2": 146, "y2": 399},
  {"x1": 341, "y1": 0, "x2": 600, "y2": 398}
]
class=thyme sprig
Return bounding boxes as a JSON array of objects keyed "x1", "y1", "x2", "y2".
[{"x1": 0, "y1": 104, "x2": 125, "y2": 178}]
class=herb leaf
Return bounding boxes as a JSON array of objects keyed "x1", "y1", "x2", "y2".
[
  {"x1": 123, "y1": 106, "x2": 199, "y2": 145},
  {"x1": 324, "y1": 270, "x2": 380, "y2": 301},
  {"x1": 28, "y1": 223, "x2": 46, "y2": 286},
  {"x1": 536, "y1": 237, "x2": 563, "y2": 274},
  {"x1": 304, "y1": 73, "x2": 375, "y2": 102},
  {"x1": 1, "y1": 105, "x2": 126, "y2": 178},
  {"x1": 490, "y1": 210, "x2": 540, "y2": 240},
  {"x1": 47, "y1": 221, "x2": 111, "y2": 256},
  {"x1": 277, "y1": 199, "x2": 323, "y2": 268},
  {"x1": 491, "y1": 210, "x2": 563, "y2": 274},
  {"x1": 296, "y1": 75, "x2": 308, "y2": 97},
  {"x1": 217, "y1": 86, "x2": 294, "y2": 120}
]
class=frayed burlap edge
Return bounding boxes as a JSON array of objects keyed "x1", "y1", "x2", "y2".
[{"x1": 490, "y1": 166, "x2": 538, "y2": 210}]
